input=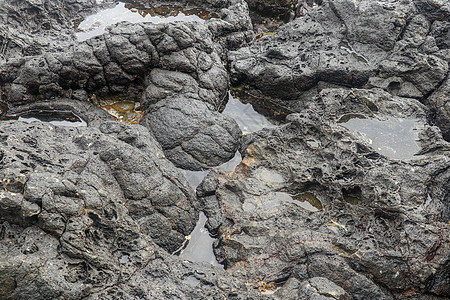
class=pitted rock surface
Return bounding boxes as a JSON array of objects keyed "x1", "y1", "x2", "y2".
[
  {"x1": 1, "y1": 21, "x2": 224, "y2": 102},
  {"x1": 230, "y1": 1, "x2": 384, "y2": 99},
  {"x1": 230, "y1": 0, "x2": 448, "y2": 99},
  {"x1": 0, "y1": 117, "x2": 247, "y2": 299},
  {"x1": 0, "y1": 216, "x2": 263, "y2": 299},
  {"x1": 1, "y1": 0, "x2": 449, "y2": 299},
  {"x1": 0, "y1": 117, "x2": 197, "y2": 252},
  {"x1": 198, "y1": 88, "x2": 450, "y2": 299},
  {"x1": 0, "y1": 0, "x2": 117, "y2": 62},
  {"x1": 0, "y1": 0, "x2": 252, "y2": 169},
  {"x1": 0, "y1": 101, "x2": 265, "y2": 299}
]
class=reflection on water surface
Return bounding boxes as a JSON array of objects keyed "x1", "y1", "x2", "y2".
[
  {"x1": 7, "y1": 110, "x2": 87, "y2": 127},
  {"x1": 178, "y1": 212, "x2": 221, "y2": 267},
  {"x1": 223, "y1": 92, "x2": 277, "y2": 135},
  {"x1": 76, "y1": 2, "x2": 215, "y2": 41},
  {"x1": 340, "y1": 115, "x2": 424, "y2": 160}
]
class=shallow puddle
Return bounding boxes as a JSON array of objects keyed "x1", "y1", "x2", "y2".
[
  {"x1": 176, "y1": 154, "x2": 241, "y2": 268},
  {"x1": 179, "y1": 212, "x2": 221, "y2": 267},
  {"x1": 223, "y1": 92, "x2": 277, "y2": 135},
  {"x1": 258, "y1": 191, "x2": 322, "y2": 212},
  {"x1": 340, "y1": 115, "x2": 424, "y2": 160},
  {"x1": 182, "y1": 151, "x2": 242, "y2": 189},
  {"x1": 228, "y1": 88, "x2": 288, "y2": 126},
  {"x1": 98, "y1": 99, "x2": 143, "y2": 125},
  {"x1": 180, "y1": 91, "x2": 277, "y2": 188},
  {"x1": 76, "y1": 2, "x2": 213, "y2": 41},
  {"x1": 291, "y1": 192, "x2": 323, "y2": 211},
  {"x1": 176, "y1": 153, "x2": 241, "y2": 268},
  {"x1": 7, "y1": 110, "x2": 87, "y2": 127},
  {"x1": 275, "y1": 191, "x2": 322, "y2": 212}
]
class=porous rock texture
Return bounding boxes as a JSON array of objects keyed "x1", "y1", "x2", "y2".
[
  {"x1": 221, "y1": 0, "x2": 449, "y2": 298},
  {"x1": 198, "y1": 87, "x2": 450, "y2": 299},
  {"x1": 0, "y1": 108, "x2": 264, "y2": 299},
  {"x1": 0, "y1": 0, "x2": 254, "y2": 170},
  {"x1": 229, "y1": 0, "x2": 450, "y2": 139},
  {"x1": 0, "y1": 0, "x2": 449, "y2": 299}
]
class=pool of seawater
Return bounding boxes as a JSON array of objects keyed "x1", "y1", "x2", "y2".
[
  {"x1": 339, "y1": 115, "x2": 424, "y2": 160},
  {"x1": 8, "y1": 111, "x2": 87, "y2": 127},
  {"x1": 223, "y1": 91, "x2": 277, "y2": 135},
  {"x1": 177, "y1": 92, "x2": 276, "y2": 267},
  {"x1": 76, "y1": 2, "x2": 209, "y2": 42},
  {"x1": 179, "y1": 212, "x2": 221, "y2": 267},
  {"x1": 182, "y1": 151, "x2": 242, "y2": 189},
  {"x1": 262, "y1": 191, "x2": 323, "y2": 212},
  {"x1": 181, "y1": 92, "x2": 277, "y2": 188}
]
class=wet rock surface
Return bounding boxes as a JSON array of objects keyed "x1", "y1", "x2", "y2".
[
  {"x1": 199, "y1": 87, "x2": 450, "y2": 299},
  {"x1": 0, "y1": 0, "x2": 251, "y2": 169},
  {"x1": 230, "y1": 0, "x2": 448, "y2": 100},
  {"x1": 0, "y1": 112, "x2": 198, "y2": 250},
  {"x1": 0, "y1": 0, "x2": 449, "y2": 299},
  {"x1": 221, "y1": 0, "x2": 448, "y2": 298},
  {"x1": 0, "y1": 107, "x2": 261, "y2": 299},
  {"x1": 0, "y1": 0, "x2": 117, "y2": 61}
]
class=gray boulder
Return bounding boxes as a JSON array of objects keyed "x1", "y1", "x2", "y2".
[
  {"x1": 142, "y1": 98, "x2": 241, "y2": 170},
  {"x1": 0, "y1": 108, "x2": 197, "y2": 253},
  {"x1": 198, "y1": 88, "x2": 450, "y2": 299},
  {"x1": 0, "y1": 1, "x2": 251, "y2": 169}
]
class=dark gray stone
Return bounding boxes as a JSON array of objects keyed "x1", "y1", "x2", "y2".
[
  {"x1": 0, "y1": 0, "x2": 250, "y2": 169},
  {"x1": 230, "y1": 0, "x2": 448, "y2": 101},
  {"x1": 200, "y1": 88, "x2": 450, "y2": 299},
  {"x1": 0, "y1": 0, "x2": 449, "y2": 299},
  {"x1": 229, "y1": 1, "x2": 383, "y2": 99},
  {"x1": 427, "y1": 76, "x2": 450, "y2": 142},
  {"x1": 142, "y1": 98, "x2": 241, "y2": 170},
  {"x1": 0, "y1": 115, "x2": 197, "y2": 252}
]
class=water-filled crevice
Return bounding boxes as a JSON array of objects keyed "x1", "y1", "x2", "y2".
[
  {"x1": 176, "y1": 91, "x2": 278, "y2": 267},
  {"x1": 3, "y1": 110, "x2": 87, "y2": 127}
]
